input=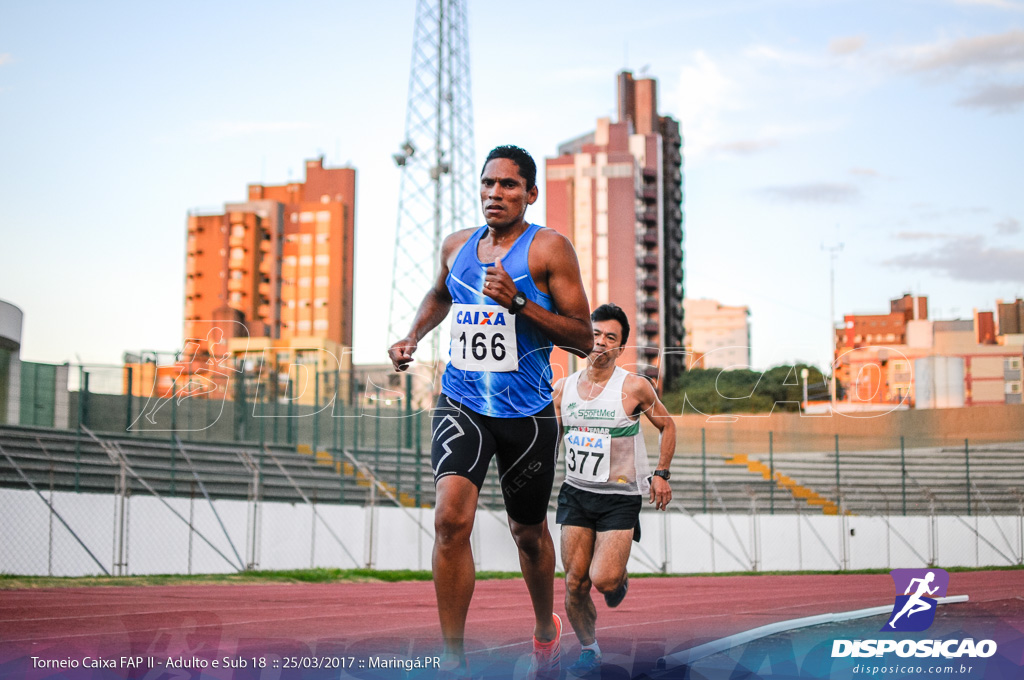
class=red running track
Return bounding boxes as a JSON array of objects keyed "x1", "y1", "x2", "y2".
[{"x1": 2, "y1": 571, "x2": 1023, "y2": 678}]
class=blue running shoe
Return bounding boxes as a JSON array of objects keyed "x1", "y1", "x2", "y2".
[{"x1": 567, "y1": 649, "x2": 601, "y2": 678}]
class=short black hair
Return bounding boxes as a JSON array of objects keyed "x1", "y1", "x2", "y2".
[
  {"x1": 591, "y1": 303, "x2": 630, "y2": 347},
  {"x1": 482, "y1": 145, "x2": 537, "y2": 191}
]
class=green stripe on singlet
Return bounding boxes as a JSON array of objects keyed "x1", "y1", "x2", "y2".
[{"x1": 562, "y1": 422, "x2": 639, "y2": 438}]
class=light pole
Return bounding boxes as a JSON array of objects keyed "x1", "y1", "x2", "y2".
[{"x1": 823, "y1": 243, "x2": 843, "y2": 410}]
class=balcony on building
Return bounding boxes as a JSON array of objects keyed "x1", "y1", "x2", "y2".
[
  {"x1": 258, "y1": 281, "x2": 272, "y2": 297},
  {"x1": 642, "y1": 253, "x2": 659, "y2": 269},
  {"x1": 259, "y1": 238, "x2": 273, "y2": 253},
  {"x1": 643, "y1": 321, "x2": 659, "y2": 336},
  {"x1": 643, "y1": 299, "x2": 659, "y2": 313},
  {"x1": 642, "y1": 276, "x2": 658, "y2": 292},
  {"x1": 227, "y1": 278, "x2": 246, "y2": 293},
  {"x1": 642, "y1": 185, "x2": 658, "y2": 202},
  {"x1": 641, "y1": 230, "x2": 658, "y2": 247}
]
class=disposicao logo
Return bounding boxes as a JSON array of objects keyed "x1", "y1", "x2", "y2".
[
  {"x1": 831, "y1": 568, "x2": 998, "y2": 660},
  {"x1": 884, "y1": 568, "x2": 948, "y2": 632}
]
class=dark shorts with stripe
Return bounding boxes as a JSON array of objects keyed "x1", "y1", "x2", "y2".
[
  {"x1": 556, "y1": 483, "x2": 642, "y2": 542},
  {"x1": 430, "y1": 395, "x2": 560, "y2": 525}
]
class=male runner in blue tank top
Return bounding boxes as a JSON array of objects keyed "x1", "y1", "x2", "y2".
[{"x1": 388, "y1": 145, "x2": 593, "y2": 678}]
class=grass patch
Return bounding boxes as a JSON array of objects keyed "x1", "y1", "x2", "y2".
[
  {"x1": 0, "y1": 568, "x2": 526, "y2": 590},
  {"x1": 3, "y1": 564, "x2": 1020, "y2": 590}
]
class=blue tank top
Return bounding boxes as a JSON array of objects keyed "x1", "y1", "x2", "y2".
[{"x1": 441, "y1": 223, "x2": 555, "y2": 417}]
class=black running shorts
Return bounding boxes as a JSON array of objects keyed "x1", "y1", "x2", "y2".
[
  {"x1": 556, "y1": 483, "x2": 642, "y2": 542},
  {"x1": 430, "y1": 395, "x2": 559, "y2": 525}
]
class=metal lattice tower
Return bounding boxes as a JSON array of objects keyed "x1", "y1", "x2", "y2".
[{"x1": 388, "y1": 0, "x2": 476, "y2": 368}]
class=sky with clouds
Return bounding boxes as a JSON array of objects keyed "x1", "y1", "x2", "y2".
[{"x1": 1, "y1": 0, "x2": 1022, "y2": 373}]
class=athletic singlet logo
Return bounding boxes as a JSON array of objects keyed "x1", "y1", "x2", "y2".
[
  {"x1": 575, "y1": 408, "x2": 615, "y2": 420},
  {"x1": 883, "y1": 568, "x2": 948, "y2": 632}
]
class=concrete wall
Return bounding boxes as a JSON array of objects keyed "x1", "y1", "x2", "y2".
[{"x1": 3, "y1": 487, "x2": 1020, "y2": 577}]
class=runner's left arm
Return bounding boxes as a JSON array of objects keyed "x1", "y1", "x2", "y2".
[
  {"x1": 482, "y1": 232, "x2": 593, "y2": 357},
  {"x1": 551, "y1": 378, "x2": 566, "y2": 431},
  {"x1": 631, "y1": 376, "x2": 676, "y2": 511}
]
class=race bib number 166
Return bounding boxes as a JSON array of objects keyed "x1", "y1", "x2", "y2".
[{"x1": 450, "y1": 303, "x2": 518, "y2": 372}]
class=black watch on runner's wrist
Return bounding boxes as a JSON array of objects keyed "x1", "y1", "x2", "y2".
[
  {"x1": 653, "y1": 469, "x2": 671, "y2": 481},
  {"x1": 508, "y1": 291, "x2": 527, "y2": 314}
]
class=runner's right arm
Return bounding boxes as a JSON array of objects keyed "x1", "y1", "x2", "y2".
[{"x1": 389, "y1": 230, "x2": 472, "y2": 372}]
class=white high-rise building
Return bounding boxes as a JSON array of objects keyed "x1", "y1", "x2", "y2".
[{"x1": 683, "y1": 298, "x2": 751, "y2": 370}]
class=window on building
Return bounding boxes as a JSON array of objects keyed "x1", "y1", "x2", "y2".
[
  {"x1": 231, "y1": 225, "x2": 245, "y2": 238},
  {"x1": 1007, "y1": 358, "x2": 1022, "y2": 370}
]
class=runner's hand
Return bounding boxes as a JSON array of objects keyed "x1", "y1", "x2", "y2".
[
  {"x1": 389, "y1": 337, "x2": 417, "y2": 372},
  {"x1": 650, "y1": 476, "x2": 672, "y2": 511},
  {"x1": 483, "y1": 257, "x2": 515, "y2": 307}
]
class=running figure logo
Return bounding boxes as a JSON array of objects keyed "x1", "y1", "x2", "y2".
[{"x1": 883, "y1": 568, "x2": 949, "y2": 632}]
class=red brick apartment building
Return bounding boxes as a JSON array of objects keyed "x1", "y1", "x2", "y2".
[{"x1": 545, "y1": 70, "x2": 685, "y2": 388}]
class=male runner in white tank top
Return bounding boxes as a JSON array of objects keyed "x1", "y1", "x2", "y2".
[{"x1": 552, "y1": 303, "x2": 676, "y2": 678}]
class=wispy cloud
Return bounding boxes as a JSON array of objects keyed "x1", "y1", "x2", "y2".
[
  {"x1": 894, "y1": 29, "x2": 1024, "y2": 73},
  {"x1": 914, "y1": 205, "x2": 990, "y2": 220},
  {"x1": 203, "y1": 121, "x2": 313, "y2": 140},
  {"x1": 849, "y1": 167, "x2": 880, "y2": 178},
  {"x1": 884, "y1": 236, "x2": 1024, "y2": 283},
  {"x1": 761, "y1": 183, "x2": 861, "y2": 204},
  {"x1": 895, "y1": 231, "x2": 954, "y2": 240},
  {"x1": 155, "y1": 120, "x2": 315, "y2": 144},
  {"x1": 952, "y1": 0, "x2": 1024, "y2": 10},
  {"x1": 709, "y1": 138, "x2": 778, "y2": 155},
  {"x1": 829, "y1": 36, "x2": 866, "y2": 56},
  {"x1": 956, "y1": 82, "x2": 1024, "y2": 112},
  {"x1": 0, "y1": 53, "x2": 12, "y2": 67},
  {"x1": 668, "y1": 51, "x2": 737, "y2": 158},
  {"x1": 996, "y1": 217, "x2": 1022, "y2": 234}
]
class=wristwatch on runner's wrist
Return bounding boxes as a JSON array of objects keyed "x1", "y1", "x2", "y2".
[
  {"x1": 653, "y1": 469, "x2": 671, "y2": 481},
  {"x1": 508, "y1": 290, "x2": 527, "y2": 314}
]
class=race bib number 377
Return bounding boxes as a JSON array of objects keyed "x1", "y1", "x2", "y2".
[
  {"x1": 450, "y1": 303, "x2": 518, "y2": 372},
  {"x1": 564, "y1": 428, "x2": 610, "y2": 483}
]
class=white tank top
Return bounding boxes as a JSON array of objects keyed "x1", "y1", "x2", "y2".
[{"x1": 560, "y1": 366, "x2": 651, "y2": 496}]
